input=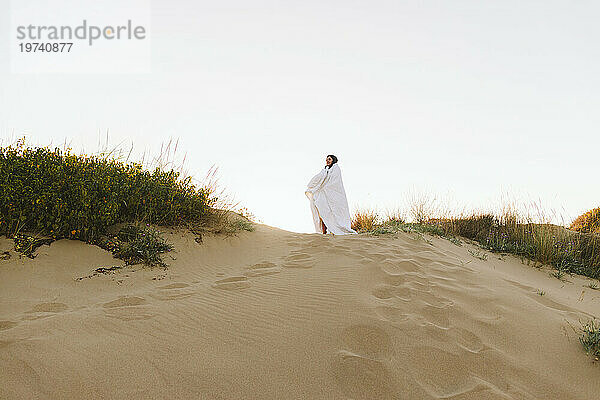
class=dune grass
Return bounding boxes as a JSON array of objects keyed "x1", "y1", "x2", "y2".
[
  {"x1": 356, "y1": 217, "x2": 446, "y2": 238},
  {"x1": 352, "y1": 205, "x2": 600, "y2": 280},
  {"x1": 0, "y1": 139, "x2": 253, "y2": 264},
  {"x1": 434, "y1": 213, "x2": 600, "y2": 279}
]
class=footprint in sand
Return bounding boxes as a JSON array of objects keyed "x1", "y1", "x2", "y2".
[
  {"x1": 212, "y1": 276, "x2": 251, "y2": 290},
  {"x1": 105, "y1": 308, "x2": 154, "y2": 321},
  {"x1": 384, "y1": 259, "x2": 422, "y2": 273},
  {"x1": 22, "y1": 302, "x2": 69, "y2": 320},
  {"x1": 243, "y1": 261, "x2": 282, "y2": 277},
  {"x1": 364, "y1": 252, "x2": 390, "y2": 263},
  {"x1": 331, "y1": 324, "x2": 399, "y2": 399},
  {"x1": 341, "y1": 324, "x2": 393, "y2": 358},
  {"x1": 331, "y1": 350, "x2": 397, "y2": 400},
  {"x1": 401, "y1": 272, "x2": 430, "y2": 286},
  {"x1": 103, "y1": 296, "x2": 147, "y2": 308},
  {"x1": 0, "y1": 320, "x2": 18, "y2": 331},
  {"x1": 405, "y1": 345, "x2": 477, "y2": 398},
  {"x1": 374, "y1": 306, "x2": 410, "y2": 324},
  {"x1": 371, "y1": 284, "x2": 412, "y2": 301},
  {"x1": 152, "y1": 292, "x2": 194, "y2": 301},
  {"x1": 381, "y1": 272, "x2": 405, "y2": 287},
  {"x1": 159, "y1": 283, "x2": 190, "y2": 289},
  {"x1": 432, "y1": 259, "x2": 474, "y2": 273},
  {"x1": 102, "y1": 296, "x2": 153, "y2": 320},
  {"x1": 405, "y1": 279, "x2": 431, "y2": 293},
  {"x1": 421, "y1": 304, "x2": 451, "y2": 329},
  {"x1": 27, "y1": 302, "x2": 68, "y2": 313},
  {"x1": 149, "y1": 283, "x2": 195, "y2": 301},
  {"x1": 282, "y1": 252, "x2": 315, "y2": 269},
  {"x1": 371, "y1": 284, "x2": 396, "y2": 300},
  {"x1": 416, "y1": 290, "x2": 454, "y2": 308},
  {"x1": 449, "y1": 327, "x2": 485, "y2": 353}
]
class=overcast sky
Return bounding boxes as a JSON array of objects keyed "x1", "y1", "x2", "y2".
[{"x1": 1, "y1": 0, "x2": 598, "y2": 233}]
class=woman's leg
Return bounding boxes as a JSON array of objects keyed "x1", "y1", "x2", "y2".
[{"x1": 319, "y1": 217, "x2": 327, "y2": 234}]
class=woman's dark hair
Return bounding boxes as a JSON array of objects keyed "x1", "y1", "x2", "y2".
[{"x1": 326, "y1": 154, "x2": 338, "y2": 168}]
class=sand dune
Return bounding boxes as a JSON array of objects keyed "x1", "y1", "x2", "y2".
[{"x1": 1, "y1": 224, "x2": 599, "y2": 399}]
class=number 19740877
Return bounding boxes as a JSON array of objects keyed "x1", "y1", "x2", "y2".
[{"x1": 19, "y1": 42, "x2": 73, "y2": 52}]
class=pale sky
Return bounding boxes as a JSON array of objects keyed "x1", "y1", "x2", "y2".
[{"x1": 1, "y1": 0, "x2": 598, "y2": 233}]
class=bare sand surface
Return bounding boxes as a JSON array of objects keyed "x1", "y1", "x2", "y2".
[{"x1": 1, "y1": 224, "x2": 599, "y2": 399}]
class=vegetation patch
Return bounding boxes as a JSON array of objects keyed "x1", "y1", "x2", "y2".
[
  {"x1": 0, "y1": 140, "x2": 214, "y2": 243},
  {"x1": 0, "y1": 141, "x2": 255, "y2": 264},
  {"x1": 571, "y1": 207, "x2": 600, "y2": 234},
  {"x1": 468, "y1": 248, "x2": 488, "y2": 261},
  {"x1": 96, "y1": 224, "x2": 173, "y2": 267},
  {"x1": 580, "y1": 319, "x2": 600, "y2": 360},
  {"x1": 431, "y1": 213, "x2": 600, "y2": 280},
  {"x1": 13, "y1": 233, "x2": 54, "y2": 258},
  {"x1": 352, "y1": 205, "x2": 600, "y2": 280},
  {"x1": 75, "y1": 265, "x2": 125, "y2": 281},
  {"x1": 353, "y1": 215, "x2": 455, "y2": 245},
  {"x1": 351, "y1": 209, "x2": 380, "y2": 232},
  {"x1": 550, "y1": 268, "x2": 568, "y2": 281},
  {"x1": 230, "y1": 218, "x2": 255, "y2": 233}
]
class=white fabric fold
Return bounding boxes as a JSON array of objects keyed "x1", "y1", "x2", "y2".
[{"x1": 305, "y1": 163, "x2": 357, "y2": 235}]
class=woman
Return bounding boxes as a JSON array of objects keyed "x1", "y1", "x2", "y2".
[{"x1": 305, "y1": 155, "x2": 357, "y2": 235}]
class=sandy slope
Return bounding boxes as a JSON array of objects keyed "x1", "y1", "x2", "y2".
[{"x1": 0, "y1": 224, "x2": 599, "y2": 399}]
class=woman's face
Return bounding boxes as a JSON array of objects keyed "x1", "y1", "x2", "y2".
[{"x1": 326, "y1": 156, "x2": 333, "y2": 166}]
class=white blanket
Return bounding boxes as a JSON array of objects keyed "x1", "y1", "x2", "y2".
[{"x1": 305, "y1": 163, "x2": 357, "y2": 235}]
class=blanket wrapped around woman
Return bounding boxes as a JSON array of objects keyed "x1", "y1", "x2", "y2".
[{"x1": 305, "y1": 163, "x2": 357, "y2": 235}]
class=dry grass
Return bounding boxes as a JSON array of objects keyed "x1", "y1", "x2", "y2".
[
  {"x1": 383, "y1": 207, "x2": 406, "y2": 224},
  {"x1": 94, "y1": 136, "x2": 257, "y2": 235},
  {"x1": 351, "y1": 209, "x2": 380, "y2": 232},
  {"x1": 570, "y1": 207, "x2": 600, "y2": 234},
  {"x1": 351, "y1": 197, "x2": 600, "y2": 280},
  {"x1": 405, "y1": 187, "x2": 439, "y2": 223},
  {"x1": 434, "y1": 210, "x2": 600, "y2": 279}
]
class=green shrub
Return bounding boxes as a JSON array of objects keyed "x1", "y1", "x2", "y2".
[
  {"x1": 102, "y1": 224, "x2": 173, "y2": 267},
  {"x1": 580, "y1": 319, "x2": 600, "y2": 359},
  {"x1": 231, "y1": 219, "x2": 255, "y2": 232},
  {"x1": 0, "y1": 141, "x2": 215, "y2": 242}
]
